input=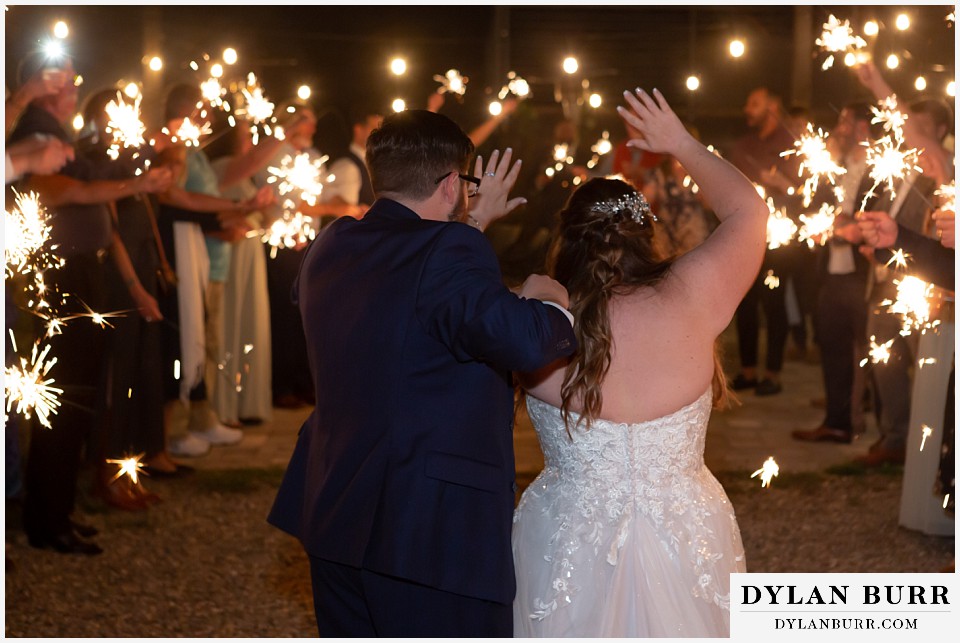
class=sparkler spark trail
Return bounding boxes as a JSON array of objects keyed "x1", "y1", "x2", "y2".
[
  {"x1": 861, "y1": 335, "x2": 894, "y2": 367},
  {"x1": 200, "y1": 76, "x2": 226, "y2": 107},
  {"x1": 766, "y1": 206, "x2": 797, "y2": 250},
  {"x1": 763, "y1": 270, "x2": 780, "y2": 290},
  {"x1": 105, "y1": 453, "x2": 147, "y2": 484},
  {"x1": 781, "y1": 124, "x2": 846, "y2": 206},
  {"x1": 935, "y1": 181, "x2": 955, "y2": 213},
  {"x1": 552, "y1": 143, "x2": 570, "y2": 163},
  {"x1": 919, "y1": 425, "x2": 933, "y2": 452},
  {"x1": 434, "y1": 69, "x2": 468, "y2": 96},
  {"x1": 163, "y1": 117, "x2": 212, "y2": 148},
  {"x1": 885, "y1": 248, "x2": 911, "y2": 270},
  {"x1": 261, "y1": 211, "x2": 318, "y2": 258},
  {"x1": 4, "y1": 341, "x2": 62, "y2": 429},
  {"x1": 266, "y1": 153, "x2": 329, "y2": 207},
  {"x1": 816, "y1": 15, "x2": 867, "y2": 70},
  {"x1": 4, "y1": 190, "x2": 59, "y2": 277},
  {"x1": 871, "y1": 97, "x2": 908, "y2": 142},
  {"x1": 751, "y1": 457, "x2": 780, "y2": 488},
  {"x1": 498, "y1": 71, "x2": 531, "y2": 100},
  {"x1": 238, "y1": 73, "x2": 275, "y2": 124},
  {"x1": 797, "y1": 203, "x2": 839, "y2": 248},
  {"x1": 591, "y1": 131, "x2": 613, "y2": 156},
  {"x1": 859, "y1": 135, "x2": 923, "y2": 211},
  {"x1": 885, "y1": 275, "x2": 937, "y2": 336},
  {"x1": 104, "y1": 91, "x2": 147, "y2": 159}
]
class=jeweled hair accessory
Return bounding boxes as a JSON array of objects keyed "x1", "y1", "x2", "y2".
[{"x1": 592, "y1": 190, "x2": 657, "y2": 226}]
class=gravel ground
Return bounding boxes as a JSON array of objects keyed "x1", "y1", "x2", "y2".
[{"x1": 5, "y1": 465, "x2": 954, "y2": 637}]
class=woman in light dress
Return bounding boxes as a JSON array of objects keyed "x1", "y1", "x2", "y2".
[{"x1": 512, "y1": 88, "x2": 768, "y2": 637}]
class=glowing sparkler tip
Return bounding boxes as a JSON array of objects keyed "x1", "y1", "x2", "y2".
[{"x1": 751, "y1": 457, "x2": 780, "y2": 488}]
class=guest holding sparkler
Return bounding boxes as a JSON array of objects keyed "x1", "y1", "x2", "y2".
[
  {"x1": 851, "y1": 62, "x2": 952, "y2": 467},
  {"x1": 793, "y1": 102, "x2": 876, "y2": 445},
  {"x1": 9, "y1": 52, "x2": 173, "y2": 553}
]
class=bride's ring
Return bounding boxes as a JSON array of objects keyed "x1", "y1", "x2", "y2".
[{"x1": 484, "y1": 172, "x2": 496, "y2": 177}]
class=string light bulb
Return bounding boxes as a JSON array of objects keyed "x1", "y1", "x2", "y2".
[
  {"x1": 52, "y1": 20, "x2": 68, "y2": 39},
  {"x1": 223, "y1": 47, "x2": 238, "y2": 65},
  {"x1": 885, "y1": 54, "x2": 899, "y2": 70},
  {"x1": 864, "y1": 20, "x2": 879, "y2": 36},
  {"x1": 686, "y1": 75, "x2": 701, "y2": 91},
  {"x1": 562, "y1": 56, "x2": 579, "y2": 75},
  {"x1": 391, "y1": 98, "x2": 406, "y2": 113},
  {"x1": 729, "y1": 39, "x2": 745, "y2": 58},
  {"x1": 390, "y1": 57, "x2": 407, "y2": 76},
  {"x1": 148, "y1": 56, "x2": 163, "y2": 72},
  {"x1": 895, "y1": 13, "x2": 910, "y2": 30}
]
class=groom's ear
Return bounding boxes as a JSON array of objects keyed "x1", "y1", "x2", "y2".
[{"x1": 437, "y1": 171, "x2": 459, "y2": 204}]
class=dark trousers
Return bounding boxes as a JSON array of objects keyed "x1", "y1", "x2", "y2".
[
  {"x1": 735, "y1": 267, "x2": 789, "y2": 373},
  {"x1": 308, "y1": 556, "x2": 512, "y2": 637},
  {"x1": 23, "y1": 253, "x2": 108, "y2": 538},
  {"x1": 265, "y1": 245, "x2": 313, "y2": 400},
  {"x1": 816, "y1": 273, "x2": 868, "y2": 431}
]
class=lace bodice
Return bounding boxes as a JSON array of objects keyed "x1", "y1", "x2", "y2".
[{"x1": 514, "y1": 389, "x2": 744, "y2": 624}]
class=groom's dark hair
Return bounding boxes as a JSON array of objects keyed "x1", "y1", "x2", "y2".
[{"x1": 366, "y1": 109, "x2": 474, "y2": 201}]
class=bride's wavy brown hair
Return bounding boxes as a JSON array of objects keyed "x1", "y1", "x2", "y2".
[{"x1": 547, "y1": 178, "x2": 730, "y2": 433}]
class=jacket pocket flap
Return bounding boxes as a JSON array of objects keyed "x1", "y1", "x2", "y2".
[{"x1": 424, "y1": 451, "x2": 503, "y2": 494}]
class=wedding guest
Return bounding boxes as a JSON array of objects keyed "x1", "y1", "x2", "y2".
[
  {"x1": 793, "y1": 102, "x2": 875, "y2": 444},
  {"x1": 9, "y1": 53, "x2": 172, "y2": 552},
  {"x1": 728, "y1": 87, "x2": 799, "y2": 396}
]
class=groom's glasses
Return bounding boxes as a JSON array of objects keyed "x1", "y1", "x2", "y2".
[{"x1": 434, "y1": 171, "x2": 481, "y2": 198}]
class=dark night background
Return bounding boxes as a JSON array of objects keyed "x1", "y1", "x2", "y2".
[{"x1": 4, "y1": 4, "x2": 955, "y2": 157}]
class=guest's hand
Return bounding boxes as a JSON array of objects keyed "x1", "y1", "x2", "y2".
[
  {"x1": 427, "y1": 93, "x2": 445, "y2": 113},
  {"x1": 617, "y1": 88, "x2": 694, "y2": 157},
  {"x1": 7, "y1": 134, "x2": 74, "y2": 176},
  {"x1": 933, "y1": 208, "x2": 955, "y2": 249},
  {"x1": 856, "y1": 210, "x2": 898, "y2": 248},
  {"x1": 138, "y1": 166, "x2": 174, "y2": 194},
  {"x1": 467, "y1": 148, "x2": 526, "y2": 228},
  {"x1": 518, "y1": 274, "x2": 570, "y2": 310},
  {"x1": 129, "y1": 283, "x2": 163, "y2": 322},
  {"x1": 244, "y1": 185, "x2": 275, "y2": 211}
]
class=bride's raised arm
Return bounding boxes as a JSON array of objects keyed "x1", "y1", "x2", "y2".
[{"x1": 618, "y1": 88, "x2": 768, "y2": 333}]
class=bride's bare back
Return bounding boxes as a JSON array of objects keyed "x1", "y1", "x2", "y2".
[{"x1": 523, "y1": 88, "x2": 768, "y2": 424}]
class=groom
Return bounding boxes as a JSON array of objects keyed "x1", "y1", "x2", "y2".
[{"x1": 268, "y1": 109, "x2": 577, "y2": 636}]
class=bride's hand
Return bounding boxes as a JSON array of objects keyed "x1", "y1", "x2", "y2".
[{"x1": 616, "y1": 88, "x2": 693, "y2": 156}]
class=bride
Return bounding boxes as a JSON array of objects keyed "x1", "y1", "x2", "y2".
[{"x1": 512, "y1": 88, "x2": 768, "y2": 637}]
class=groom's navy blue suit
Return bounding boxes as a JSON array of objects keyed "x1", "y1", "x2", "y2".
[{"x1": 269, "y1": 198, "x2": 576, "y2": 634}]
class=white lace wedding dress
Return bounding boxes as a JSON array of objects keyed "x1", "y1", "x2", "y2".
[{"x1": 512, "y1": 389, "x2": 746, "y2": 637}]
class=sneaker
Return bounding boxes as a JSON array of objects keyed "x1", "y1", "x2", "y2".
[
  {"x1": 755, "y1": 379, "x2": 782, "y2": 396},
  {"x1": 168, "y1": 433, "x2": 211, "y2": 457},
  {"x1": 192, "y1": 423, "x2": 243, "y2": 446}
]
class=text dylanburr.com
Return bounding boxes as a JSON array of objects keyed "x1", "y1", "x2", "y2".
[{"x1": 731, "y1": 574, "x2": 958, "y2": 640}]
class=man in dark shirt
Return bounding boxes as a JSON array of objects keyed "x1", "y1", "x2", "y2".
[{"x1": 727, "y1": 87, "x2": 799, "y2": 397}]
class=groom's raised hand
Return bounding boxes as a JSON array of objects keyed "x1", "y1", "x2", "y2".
[{"x1": 467, "y1": 148, "x2": 526, "y2": 229}]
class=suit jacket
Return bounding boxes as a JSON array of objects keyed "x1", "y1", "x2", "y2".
[{"x1": 268, "y1": 198, "x2": 576, "y2": 604}]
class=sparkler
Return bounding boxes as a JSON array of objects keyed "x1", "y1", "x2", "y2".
[
  {"x1": 885, "y1": 248, "x2": 911, "y2": 270},
  {"x1": 4, "y1": 340, "x2": 62, "y2": 429},
  {"x1": 239, "y1": 77, "x2": 275, "y2": 123},
  {"x1": 763, "y1": 270, "x2": 780, "y2": 290},
  {"x1": 4, "y1": 190, "x2": 58, "y2": 277},
  {"x1": 552, "y1": 143, "x2": 570, "y2": 163},
  {"x1": 434, "y1": 69, "x2": 468, "y2": 96},
  {"x1": 859, "y1": 135, "x2": 923, "y2": 211},
  {"x1": 104, "y1": 91, "x2": 147, "y2": 160},
  {"x1": 870, "y1": 97, "x2": 908, "y2": 142},
  {"x1": 883, "y1": 275, "x2": 938, "y2": 336},
  {"x1": 105, "y1": 453, "x2": 146, "y2": 485},
  {"x1": 780, "y1": 124, "x2": 846, "y2": 206},
  {"x1": 766, "y1": 206, "x2": 797, "y2": 250},
  {"x1": 200, "y1": 76, "x2": 227, "y2": 107},
  {"x1": 919, "y1": 425, "x2": 933, "y2": 452},
  {"x1": 751, "y1": 457, "x2": 779, "y2": 488},
  {"x1": 498, "y1": 71, "x2": 531, "y2": 100},
  {"x1": 261, "y1": 211, "x2": 318, "y2": 258},
  {"x1": 162, "y1": 117, "x2": 212, "y2": 148},
  {"x1": 861, "y1": 335, "x2": 894, "y2": 367},
  {"x1": 797, "y1": 203, "x2": 838, "y2": 248},
  {"x1": 935, "y1": 181, "x2": 955, "y2": 213},
  {"x1": 266, "y1": 153, "x2": 329, "y2": 207},
  {"x1": 816, "y1": 15, "x2": 867, "y2": 70}
]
